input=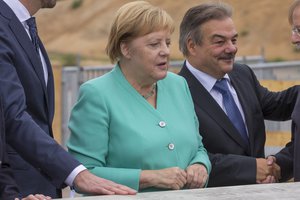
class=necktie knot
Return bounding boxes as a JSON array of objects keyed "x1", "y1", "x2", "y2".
[
  {"x1": 26, "y1": 17, "x2": 39, "y2": 53},
  {"x1": 26, "y1": 17, "x2": 37, "y2": 30},
  {"x1": 214, "y1": 78, "x2": 230, "y2": 95}
]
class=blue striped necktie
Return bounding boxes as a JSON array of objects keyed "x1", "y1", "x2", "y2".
[
  {"x1": 26, "y1": 17, "x2": 40, "y2": 54},
  {"x1": 214, "y1": 78, "x2": 249, "y2": 144}
]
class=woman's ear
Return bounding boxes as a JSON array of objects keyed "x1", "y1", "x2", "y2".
[{"x1": 120, "y1": 42, "x2": 131, "y2": 59}]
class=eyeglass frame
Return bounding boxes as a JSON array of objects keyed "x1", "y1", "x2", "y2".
[{"x1": 292, "y1": 27, "x2": 300, "y2": 37}]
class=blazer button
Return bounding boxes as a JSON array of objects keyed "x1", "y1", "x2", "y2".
[
  {"x1": 158, "y1": 121, "x2": 166, "y2": 128},
  {"x1": 168, "y1": 143, "x2": 175, "y2": 150}
]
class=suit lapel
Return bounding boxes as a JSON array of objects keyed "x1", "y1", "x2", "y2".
[
  {"x1": 8, "y1": 15, "x2": 47, "y2": 93},
  {"x1": 39, "y1": 39, "x2": 54, "y2": 120},
  {"x1": 229, "y1": 68, "x2": 253, "y2": 153},
  {"x1": 1, "y1": 2, "x2": 54, "y2": 124},
  {"x1": 180, "y1": 64, "x2": 249, "y2": 150}
]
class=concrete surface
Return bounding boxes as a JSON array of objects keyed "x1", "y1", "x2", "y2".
[{"x1": 58, "y1": 182, "x2": 300, "y2": 200}]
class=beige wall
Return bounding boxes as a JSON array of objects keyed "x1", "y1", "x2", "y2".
[{"x1": 260, "y1": 80, "x2": 300, "y2": 147}]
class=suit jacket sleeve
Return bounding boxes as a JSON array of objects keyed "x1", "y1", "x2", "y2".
[
  {"x1": 0, "y1": 154, "x2": 20, "y2": 199},
  {"x1": 208, "y1": 153, "x2": 257, "y2": 186},
  {"x1": 253, "y1": 67, "x2": 299, "y2": 181},
  {"x1": 0, "y1": 31, "x2": 81, "y2": 189},
  {"x1": 184, "y1": 82, "x2": 211, "y2": 174},
  {"x1": 68, "y1": 82, "x2": 142, "y2": 191},
  {"x1": 0, "y1": 95, "x2": 20, "y2": 199},
  {"x1": 275, "y1": 93, "x2": 300, "y2": 181}
]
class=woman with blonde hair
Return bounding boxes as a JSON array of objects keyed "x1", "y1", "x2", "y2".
[{"x1": 68, "y1": 1, "x2": 211, "y2": 192}]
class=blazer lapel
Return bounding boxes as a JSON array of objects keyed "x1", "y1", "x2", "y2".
[
  {"x1": 39, "y1": 39, "x2": 54, "y2": 121},
  {"x1": 1, "y1": 2, "x2": 54, "y2": 125},
  {"x1": 180, "y1": 64, "x2": 249, "y2": 150},
  {"x1": 229, "y1": 68, "x2": 253, "y2": 153},
  {"x1": 7, "y1": 12, "x2": 47, "y2": 93}
]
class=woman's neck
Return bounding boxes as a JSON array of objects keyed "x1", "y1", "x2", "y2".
[{"x1": 119, "y1": 61, "x2": 156, "y2": 97}]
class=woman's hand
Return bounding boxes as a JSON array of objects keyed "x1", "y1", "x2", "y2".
[
  {"x1": 185, "y1": 164, "x2": 208, "y2": 189},
  {"x1": 140, "y1": 167, "x2": 187, "y2": 190}
]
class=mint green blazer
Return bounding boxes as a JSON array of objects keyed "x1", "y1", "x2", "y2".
[{"x1": 67, "y1": 65, "x2": 211, "y2": 192}]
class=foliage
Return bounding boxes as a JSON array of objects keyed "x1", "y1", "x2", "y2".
[
  {"x1": 268, "y1": 57, "x2": 286, "y2": 62},
  {"x1": 60, "y1": 53, "x2": 80, "y2": 66},
  {"x1": 71, "y1": 0, "x2": 83, "y2": 10},
  {"x1": 293, "y1": 47, "x2": 300, "y2": 53},
  {"x1": 239, "y1": 29, "x2": 249, "y2": 37}
]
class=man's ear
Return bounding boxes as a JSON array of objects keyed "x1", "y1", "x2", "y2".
[
  {"x1": 187, "y1": 38, "x2": 197, "y2": 56},
  {"x1": 120, "y1": 42, "x2": 131, "y2": 59}
]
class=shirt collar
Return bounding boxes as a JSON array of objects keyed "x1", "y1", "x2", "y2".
[
  {"x1": 3, "y1": 0, "x2": 31, "y2": 23},
  {"x1": 185, "y1": 60, "x2": 230, "y2": 92}
]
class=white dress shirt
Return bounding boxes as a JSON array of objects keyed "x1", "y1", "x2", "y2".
[
  {"x1": 185, "y1": 60, "x2": 248, "y2": 135},
  {"x1": 3, "y1": 0, "x2": 48, "y2": 84}
]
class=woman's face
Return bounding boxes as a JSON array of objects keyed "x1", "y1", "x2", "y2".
[{"x1": 122, "y1": 30, "x2": 171, "y2": 83}]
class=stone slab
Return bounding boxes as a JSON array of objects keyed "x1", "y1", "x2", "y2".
[{"x1": 58, "y1": 182, "x2": 300, "y2": 200}]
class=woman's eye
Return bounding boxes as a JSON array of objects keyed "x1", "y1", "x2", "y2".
[{"x1": 150, "y1": 43, "x2": 159, "y2": 47}]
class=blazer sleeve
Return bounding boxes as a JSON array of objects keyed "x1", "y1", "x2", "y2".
[
  {"x1": 0, "y1": 96, "x2": 20, "y2": 199},
  {"x1": 274, "y1": 94, "x2": 300, "y2": 181},
  {"x1": 208, "y1": 152, "x2": 257, "y2": 186},
  {"x1": 248, "y1": 66, "x2": 299, "y2": 181},
  {"x1": 0, "y1": 153, "x2": 20, "y2": 199},
  {"x1": 68, "y1": 83, "x2": 141, "y2": 191},
  {"x1": 252, "y1": 72, "x2": 300, "y2": 120},
  {"x1": 184, "y1": 80, "x2": 211, "y2": 174},
  {"x1": 0, "y1": 32, "x2": 80, "y2": 188},
  {"x1": 189, "y1": 115, "x2": 212, "y2": 174}
]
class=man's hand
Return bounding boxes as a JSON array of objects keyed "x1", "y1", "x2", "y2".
[
  {"x1": 73, "y1": 170, "x2": 137, "y2": 195},
  {"x1": 256, "y1": 156, "x2": 281, "y2": 184},
  {"x1": 256, "y1": 158, "x2": 273, "y2": 183},
  {"x1": 266, "y1": 156, "x2": 281, "y2": 181}
]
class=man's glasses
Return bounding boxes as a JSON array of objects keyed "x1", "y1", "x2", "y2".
[{"x1": 292, "y1": 27, "x2": 300, "y2": 37}]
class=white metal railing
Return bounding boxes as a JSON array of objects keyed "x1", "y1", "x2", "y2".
[{"x1": 60, "y1": 58, "x2": 300, "y2": 156}]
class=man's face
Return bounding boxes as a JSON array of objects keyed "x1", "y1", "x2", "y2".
[
  {"x1": 188, "y1": 17, "x2": 238, "y2": 79},
  {"x1": 40, "y1": 0, "x2": 56, "y2": 8},
  {"x1": 291, "y1": 5, "x2": 300, "y2": 49}
]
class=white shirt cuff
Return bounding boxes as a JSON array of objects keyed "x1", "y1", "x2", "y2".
[{"x1": 65, "y1": 164, "x2": 86, "y2": 186}]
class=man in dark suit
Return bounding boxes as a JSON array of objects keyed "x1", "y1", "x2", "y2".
[
  {"x1": 178, "y1": 2, "x2": 298, "y2": 187},
  {"x1": 275, "y1": 0, "x2": 300, "y2": 182},
  {"x1": 0, "y1": 0, "x2": 136, "y2": 198}
]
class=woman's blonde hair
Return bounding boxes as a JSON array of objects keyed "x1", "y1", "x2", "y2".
[{"x1": 106, "y1": 1, "x2": 174, "y2": 63}]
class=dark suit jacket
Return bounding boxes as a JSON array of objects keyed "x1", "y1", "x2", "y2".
[
  {"x1": 0, "y1": 0, "x2": 80, "y2": 197},
  {"x1": 179, "y1": 62, "x2": 298, "y2": 186},
  {"x1": 292, "y1": 98, "x2": 300, "y2": 181},
  {"x1": 275, "y1": 94, "x2": 300, "y2": 182},
  {"x1": 0, "y1": 96, "x2": 20, "y2": 199}
]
